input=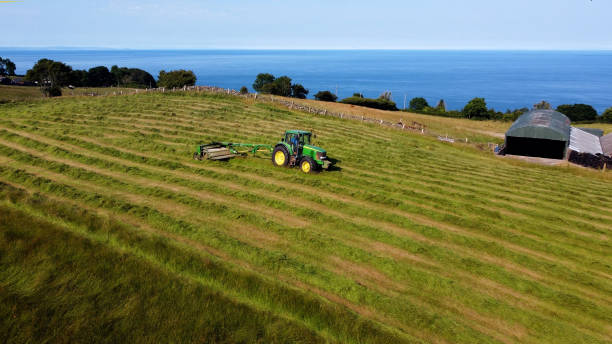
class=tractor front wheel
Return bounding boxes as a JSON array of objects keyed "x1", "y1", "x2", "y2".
[
  {"x1": 300, "y1": 157, "x2": 318, "y2": 174},
  {"x1": 272, "y1": 146, "x2": 289, "y2": 167}
]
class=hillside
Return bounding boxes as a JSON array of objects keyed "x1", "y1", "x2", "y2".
[
  {"x1": 0, "y1": 91, "x2": 611, "y2": 343},
  {"x1": 0, "y1": 85, "x2": 140, "y2": 103}
]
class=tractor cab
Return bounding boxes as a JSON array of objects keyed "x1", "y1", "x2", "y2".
[
  {"x1": 274, "y1": 130, "x2": 331, "y2": 173},
  {"x1": 283, "y1": 130, "x2": 311, "y2": 157}
]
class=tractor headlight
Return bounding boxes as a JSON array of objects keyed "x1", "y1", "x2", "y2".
[{"x1": 316, "y1": 152, "x2": 326, "y2": 160}]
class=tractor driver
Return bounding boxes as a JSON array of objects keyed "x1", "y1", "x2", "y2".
[{"x1": 290, "y1": 134, "x2": 299, "y2": 155}]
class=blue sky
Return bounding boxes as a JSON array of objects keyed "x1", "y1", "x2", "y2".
[{"x1": 1, "y1": 0, "x2": 611, "y2": 49}]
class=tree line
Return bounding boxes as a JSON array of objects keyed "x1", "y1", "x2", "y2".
[
  {"x1": 309, "y1": 88, "x2": 612, "y2": 124},
  {"x1": 402, "y1": 97, "x2": 612, "y2": 123},
  {"x1": 21, "y1": 58, "x2": 196, "y2": 97},
  {"x1": 251, "y1": 73, "x2": 309, "y2": 99}
]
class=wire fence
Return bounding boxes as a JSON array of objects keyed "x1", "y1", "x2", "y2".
[{"x1": 77, "y1": 85, "x2": 494, "y2": 149}]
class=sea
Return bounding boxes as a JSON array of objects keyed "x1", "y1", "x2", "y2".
[{"x1": 2, "y1": 49, "x2": 612, "y2": 113}]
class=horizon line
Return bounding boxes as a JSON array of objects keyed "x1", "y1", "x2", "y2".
[{"x1": 2, "y1": 46, "x2": 612, "y2": 52}]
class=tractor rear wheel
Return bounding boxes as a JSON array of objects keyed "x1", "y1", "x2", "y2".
[
  {"x1": 272, "y1": 146, "x2": 289, "y2": 167},
  {"x1": 300, "y1": 157, "x2": 318, "y2": 174}
]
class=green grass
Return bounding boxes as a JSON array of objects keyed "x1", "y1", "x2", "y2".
[
  {"x1": 0, "y1": 85, "x2": 42, "y2": 102},
  {"x1": 0, "y1": 85, "x2": 141, "y2": 103},
  {"x1": 0, "y1": 91, "x2": 610, "y2": 343}
]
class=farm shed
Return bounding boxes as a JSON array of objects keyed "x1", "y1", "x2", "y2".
[
  {"x1": 601, "y1": 133, "x2": 612, "y2": 157},
  {"x1": 505, "y1": 110, "x2": 571, "y2": 159}
]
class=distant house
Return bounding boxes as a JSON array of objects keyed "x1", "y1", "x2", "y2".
[{"x1": 10, "y1": 77, "x2": 35, "y2": 86}]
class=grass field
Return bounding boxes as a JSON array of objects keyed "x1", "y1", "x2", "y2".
[
  {"x1": 0, "y1": 91, "x2": 611, "y2": 343},
  {"x1": 0, "y1": 85, "x2": 140, "y2": 103}
]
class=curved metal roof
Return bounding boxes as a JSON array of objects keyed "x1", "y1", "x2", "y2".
[{"x1": 506, "y1": 110, "x2": 571, "y2": 142}]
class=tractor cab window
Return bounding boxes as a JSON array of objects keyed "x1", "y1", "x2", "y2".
[{"x1": 300, "y1": 134, "x2": 311, "y2": 145}]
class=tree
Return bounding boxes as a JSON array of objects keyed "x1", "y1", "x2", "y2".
[
  {"x1": 252, "y1": 73, "x2": 275, "y2": 92},
  {"x1": 87, "y1": 66, "x2": 115, "y2": 87},
  {"x1": 556, "y1": 104, "x2": 598, "y2": 122},
  {"x1": 291, "y1": 83, "x2": 309, "y2": 99},
  {"x1": 70, "y1": 70, "x2": 89, "y2": 87},
  {"x1": 341, "y1": 96, "x2": 398, "y2": 111},
  {"x1": 601, "y1": 107, "x2": 612, "y2": 123},
  {"x1": 409, "y1": 97, "x2": 429, "y2": 111},
  {"x1": 436, "y1": 99, "x2": 446, "y2": 112},
  {"x1": 240, "y1": 86, "x2": 248, "y2": 94},
  {"x1": 463, "y1": 98, "x2": 489, "y2": 119},
  {"x1": 25, "y1": 59, "x2": 74, "y2": 97},
  {"x1": 534, "y1": 100, "x2": 552, "y2": 110},
  {"x1": 45, "y1": 86, "x2": 62, "y2": 97},
  {"x1": 157, "y1": 70, "x2": 196, "y2": 89},
  {"x1": 0, "y1": 57, "x2": 16, "y2": 76},
  {"x1": 353, "y1": 93, "x2": 364, "y2": 98},
  {"x1": 314, "y1": 90, "x2": 337, "y2": 102},
  {"x1": 272, "y1": 76, "x2": 292, "y2": 97},
  {"x1": 111, "y1": 66, "x2": 156, "y2": 88},
  {"x1": 253, "y1": 73, "x2": 309, "y2": 98},
  {"x1": 25, "y1": 59, "x2": 73, "y2": 87}
]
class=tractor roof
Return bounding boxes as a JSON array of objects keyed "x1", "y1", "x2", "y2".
[{"x1": 286, "y1": 130, "x2": 312, "y2": 135}]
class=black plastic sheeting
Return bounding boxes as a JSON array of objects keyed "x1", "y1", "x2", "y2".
[
  {"x1": 505, "y1": 137, "x2": 567, "y2": 159},
  {"x1": 569, "y1": 151, "x2": 612, "y2": 170}
]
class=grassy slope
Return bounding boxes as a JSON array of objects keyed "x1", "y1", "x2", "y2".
[
  {"x1": 0, "y1": 92, "x2": 610, "y2": 343},
  {"x1": 0, "y1": 85, "x2": 140, "y2": 103},
  {"x1": 0, "y1": 85, "x2": 41, "y2": 102},
  {"x1": 277, "y1": 96, "x2": 511, "y2": 143}
]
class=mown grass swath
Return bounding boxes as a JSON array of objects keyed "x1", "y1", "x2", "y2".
[{"x1": 0, "y1": 92, "x2": 610, "y2": 343}]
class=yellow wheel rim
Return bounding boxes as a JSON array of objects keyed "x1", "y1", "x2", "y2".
[
  {"x1": 301, "y1": 160, "x2": 311, "y2": 173},
  {"x1": 274, "y1": 151, "x2": 286, "y2": 165}
]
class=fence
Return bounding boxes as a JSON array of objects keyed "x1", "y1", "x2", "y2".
[{"x1": 74, "y1": 85, "x2": 485, "y2": 146}]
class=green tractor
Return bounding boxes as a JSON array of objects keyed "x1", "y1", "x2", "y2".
[
  {"x1": 194, "y1": 130, "x2": 331, "y2": 173},
  {"x1": 272, "y1": 130, "x2": 331, "y2": 173}
]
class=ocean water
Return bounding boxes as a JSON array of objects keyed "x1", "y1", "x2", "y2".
[{"x1": 2, "y1": 49, "x2": 612, "y2": 113}]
